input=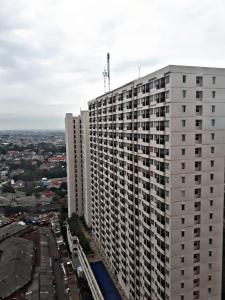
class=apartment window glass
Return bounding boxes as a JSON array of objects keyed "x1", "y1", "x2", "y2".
[
  {"x1": 210, "y1": 187, "x2": 214, "y2": 193},
  {"x1": 211, "y1": 133, "x2": 215, "y2": 140},
  {"x1": 210, "y1": 200, "x2": 213, "y2": 206},
  {"x1": 181, "y1": 218, "x2": 185, "y2": 224},
  {"x1": 210, "y1": 174, "x2": 214, "y2": 180},
  {"x1": 182, "y1": 134, "x2": 186, "y2": 142},
  {"x1": 181, "y1": 176, "x2": 185, "y2": 183},
  {"x1": 182, "y1": 120, "x2": 186, "y2": 127},
  {"x1": 212, "y1": 91, "x2": 216, "y2": 98},
  {"x1": 212, "y1": 76, "x2": 216, "y2": 84},
  {"x1": 181, "y1": 162, "x2": 185, "y2": 169},
  {"x1": 211, "y1": 146, "x2": 214, "y2": 153},
  {"x1": 181, "y1": 204, "x2": 185, "y2": 211},
  {"x1": 182, "y1": 75, "x2": 186, "y2": 83},
  {"x1": 181, "y1": 148, "x2": 185, "y2": 156},
  {"x1": 211, "y1": 119, "x2": 215, "y2": 126},
  {"x1": 181, "y1": 270, "x2": 184, "y2": 275},
  {"x1": 182, "y1": 105, "x2": 186, "y2": 112},
  {"x1": 182, "y1": 90, "x2": 186, "y2": 98},
  {"x1": 211, "y1": 160, "x2": 214, "y2": 167},
  {"x1": 212, "y1": 105, "x2": 215, "y2": 112},
  {"x1": 181, "y1": 282, "x2": 184, "y2": 288}
]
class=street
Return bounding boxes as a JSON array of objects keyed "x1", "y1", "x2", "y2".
[{"x1": 48, "y1": 229, "x2": 68, "y2": 300}]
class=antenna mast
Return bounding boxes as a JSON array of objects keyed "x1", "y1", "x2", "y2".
[
  {"x1": 102, "y1": 53, "x2": 111, "y2": 93},
  {"x1": 102, "y1": 68, "x2": 108, "y2": 94},
  {"x1": 107, "y1": 53, "x2": 110, "y2": 91}
]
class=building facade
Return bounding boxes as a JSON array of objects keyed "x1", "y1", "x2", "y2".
[
  {"x1": 65, "y1": 112, "x2": 91, "y2": 227},
  {"x1": 88, "y1": 65, "x2": 225, "y2": 300}
]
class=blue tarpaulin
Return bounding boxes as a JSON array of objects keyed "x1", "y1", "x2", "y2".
[{"x1": 90, "y1": 261, "x2": 121, "y2": 300}]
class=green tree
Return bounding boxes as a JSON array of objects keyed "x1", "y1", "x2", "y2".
[{"x1": 2, "y1": 185, "x2": 15, "y2": 193}]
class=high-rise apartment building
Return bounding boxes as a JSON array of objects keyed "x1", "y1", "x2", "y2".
[
  {"x1": 65, "y1": 112, "x2": 91, "y2": 227},
  {"x1": 88, "y1": 65, "x2": 225, "y2": 300}
]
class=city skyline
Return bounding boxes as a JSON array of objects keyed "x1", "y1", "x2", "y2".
[{"x1": 1, "y1": 0, "x2": 225, "y2": 129}]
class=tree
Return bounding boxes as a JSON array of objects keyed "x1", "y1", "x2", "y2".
[
  {"x1": 59, "y1": 182, "x2": 67, "y2": 190},
  {"x1": 2, "y1": 185, "x2": 15, "y2": 193}
]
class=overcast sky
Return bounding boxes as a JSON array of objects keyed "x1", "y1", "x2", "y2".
[{"x1": 0, "y1": 0, "x2": 225, "y2": 129}]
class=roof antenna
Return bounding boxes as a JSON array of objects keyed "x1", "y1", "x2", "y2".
[
  {"x1": 107, "y1": 53, "x2": 110, "y2": 91},
  {"x1": 102, "y1": 68, "x2": 108, "y2": 94}
]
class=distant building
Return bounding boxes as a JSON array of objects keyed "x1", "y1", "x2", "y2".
[{"x1": 65, "y1": 112, "x2": 91, "y2": 227}]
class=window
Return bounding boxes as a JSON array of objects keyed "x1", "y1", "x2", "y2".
[
  {"x1": 196, "y1": 105, "x2": 202, "y2": 115},
  {"x1": 181, "y1": 218, "x2": 185, "y2": 224},
  {"x1": 210, "y1": 199, "x2": 213, "y2": 206},
  {"x1": 181, "y1": 257, "x2": 185, "y2": 263},
  {"x1": 181, "y1": 176, "x2": 185, "y2": 183},
  {"x1": 211, "y1": 119, "x2": 215, "y2": 126},
  {"x1": 209, "y1": 225, "x2": 212, "y2": 232},
  {"x1": 181, "y1": 243, "x2": 185, "y2": 249},
  {"x1": 182, "y1": 105, "x2": 186, "y2": 112},
  {"x1": 210, "y1": 173, "x2": 214, "y2": 180},
  {"x1": 182, "y1": 134, "x2": 186, "y2": 142},
  {"x1": 209, "y1": 213, "x2": 213, "y2": 219},
  {"x1": 194, "y1": 266, "x2": 200, "y2": 275},
  {"x1": 194, "y1": 202, "x2": 201, "y2": 211},
  {"x1": 195, "y1": 175, "x2": 201, "y2": 184},
  {"x1": 211, "y1": 160, "x2": 214, "y2": 167},
  {"x1": 196, "y1": 91, "x2": 203, "y2": 99},
  {"x1": 182, "y1": 120, "x2": 186, "y2": 127},
  {"x1": 208, "y1": 288, "x2": 211, "y2": 294},
  {"x1": 181, "y1": 190, "x2": 186, "y2": 197},
  {"x1": 181, "y1": 282, "x2": 184, "y2": 288},
  {"x1": 212, "y1": 76, "x2": 216, "y2": 84},
  {"x1": 196, "y1": 76, "x2": 203, "y2": 86},
  {"x1": 181, "y1": 148, "x2": 185, "y2": 156},
  {"x1": 193, "y1": 291, "x2": 199, "y2": 300},
  {"x1": 182, "y1": 75, "x2": 186, "y2": 83},
  {"x1": 195, "y1": 188, "x2": 201, "y2": 198},
  {"x1": 181, "y1": 230, "x2": 185, "y2": 237},
  {"x1": 208, "y1": 275, "x2": 212, "y2": 281},
  {"x1": 209, "y1": 250, "x2": 212, "y2": 257},
  {"x1": 211, "y1": 133, "x2": 215, "y2": 140},
  {"x1": 212, "y1": 91, "x2": 216, "y2": 98},
  {"x1": 211, "y1": 146, "x2": 214, "y2": 153},
  {"x1": 212, "y1": 105, "x2": 215, "y2": 112},
  {"x1": 195, "y1": 147, "x2": 202, "y2": 157},
  {"x1": 209, "y1": 238, "x2": 212, "y2": 245},
  {"x1": 181, "y1": 162, "x2": 185, "y2": 169},
  {"x1": 182, "y1": 90, "x2": 186, "y2": 98},
  {"x1": 194, "y1": 240, "x2": 200, "y2": 250},
  {"x1": 181, "y1": 270, "x2": 184, "y2": 275},
  {"x1": 194, "y1": 253, "x2": 200, "y2": 263},
  {"x1": 195, "y1": 119, "x2": 202, "y2": 129},
  {"x1": 193, "y1": 278, "x2": 200, "y2": 287},
  {"x1": 181, "y1": 204, "x2": 185, "y2": 211},
  {"x1": 194, "y1": 215, "x2": 201, "y2": 224},
  {"x1": 210, "y1": 187, "x2": 214, "y2": 193},
  {"x1": 195, "y1": 134, "x2": 202, "y2": 143}
]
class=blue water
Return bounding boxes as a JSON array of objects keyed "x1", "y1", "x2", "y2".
[{"x1": 90, "y1": 261, "x2": 121, "y2": 300}]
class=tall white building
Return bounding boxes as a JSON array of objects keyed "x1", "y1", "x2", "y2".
[
  {"x1": 88, "y1": 65, "x2": 225, "y2": 300},
  {"x1": 65, "y1": 112, "x2": 92, "y2": 227}
]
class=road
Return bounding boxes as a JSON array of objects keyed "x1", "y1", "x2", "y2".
[{"x1": 48, "y1": 229, "x2": 68, "y2": 300}]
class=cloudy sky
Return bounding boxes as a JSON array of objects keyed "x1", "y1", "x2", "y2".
[{"x1": 0, "y1": 0, "x2": 225, "y2": 129}]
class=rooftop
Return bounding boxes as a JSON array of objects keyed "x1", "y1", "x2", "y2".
[
  {"x1": 0, "y1": 237, "x2": 34, "y2": 299},
  {"x1": 0, "y1": 221, "x2": 28, "y2": 242}
]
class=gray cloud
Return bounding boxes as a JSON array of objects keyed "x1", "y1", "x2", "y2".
[{"x1": 0, "y1": 0, "x2": 225, "y2": 129}]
